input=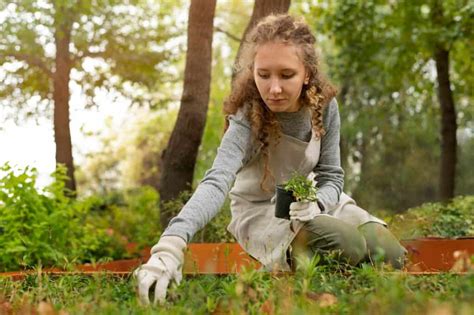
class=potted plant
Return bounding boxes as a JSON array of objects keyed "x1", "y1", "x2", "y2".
[{"x1": 275, "y1": 172, "x2": 318, "y2": 220}]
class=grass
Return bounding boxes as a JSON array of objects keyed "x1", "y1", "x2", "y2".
[{"x1": 1, "y1": 260, "x2": 473, "y2": 315}]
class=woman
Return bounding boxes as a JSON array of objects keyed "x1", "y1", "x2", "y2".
[{"x1": 135, "y1": 14, "x2": 406, "y2": 305}]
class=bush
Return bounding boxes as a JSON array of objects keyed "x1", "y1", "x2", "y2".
[
  {"x1": 81, "y1": 186, "x2": 161, "y2": 250},
  {"x1": 0, "y1": 164, "x2": 125, "y2": 272},
  {"x1": 388, "y1": 195, "x2": 474, "y2": 239}
]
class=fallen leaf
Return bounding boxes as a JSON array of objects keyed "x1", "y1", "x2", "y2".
[
  {"x1": 260, "y1": 300, "x2": 274, "y2": 315},
  {"x1": 0, "y1": 301, "x2": 13, "y2": 315},
  {"x1": 306, "y1": 292, "x2": 338, "y2": 307},
  {"x1": 246, "y1": 286, "x2": 257, "y2": 302},
  {"x1": 37, "y1": 301, "x2": 56, "y2": 315},
  {"x1": 450, "y1": 250, "x2": 473, "y2": 273},
  {"x1": 211, "y1": 300, "x2": 230, "y2": 315},
  {"x1": 426, "y1": 302, "x2": 453, "y2": 315}
]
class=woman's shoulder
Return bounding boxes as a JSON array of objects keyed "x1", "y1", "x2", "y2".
[
  {"x1": 227, "y1": 103, "x2": 251, "y2": 129},
  {"x1": 325, "y1": 98, "x2": 339, "y2": 114},
  {"x1": 324, "y1": 97, "x2": 339, "y2": 119},
  {"x1": 321, "y1": 98, "x2": 340, "y2": 131}
]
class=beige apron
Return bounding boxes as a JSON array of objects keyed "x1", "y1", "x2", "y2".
[{"x1": 227, "y1": 131, "x2": 385, "y2": 271}]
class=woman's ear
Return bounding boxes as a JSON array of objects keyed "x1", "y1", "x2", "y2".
[{"x1": 304, "y1": 71, "x2": 310, "y2": 85}]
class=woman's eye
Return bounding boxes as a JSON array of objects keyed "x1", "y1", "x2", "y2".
[
  {"x1": 258, "y1": 73, "x2": 269, "y2": 79},
  {"x1": 281, "y1": 73, "x2": 295, "y2": 79}
]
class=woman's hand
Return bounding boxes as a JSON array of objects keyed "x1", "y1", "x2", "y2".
[
  {"x1": 134, "y1": 236, "x2": 186, "y2": 305},
  {"x1": 289, "y1": 201, "x2": 322, "y2": 222}
]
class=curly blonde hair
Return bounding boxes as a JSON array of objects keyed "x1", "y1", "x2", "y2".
[{"x1": 224, "y1": 14, "x2": 337, "y2": 191}]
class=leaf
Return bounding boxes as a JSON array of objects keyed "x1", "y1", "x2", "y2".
[
  {"x1": 305, "y1": 292, "x2": 338, "y2": 307},
  {"x1": 284, "y1": 172, "x2": 318, "y2": 202},
  {"x1": 37, "y1": 301, "x2": 56, "y2": 315},
  {"x1": 6, "y1": 245, "x2": 27, "y2": 253}
]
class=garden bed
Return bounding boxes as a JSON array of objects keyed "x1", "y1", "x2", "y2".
[{"x1": 2, "y1": 238, "x2": 473, "y2": 281}]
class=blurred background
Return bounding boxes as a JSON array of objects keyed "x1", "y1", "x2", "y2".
[{"x1": 0, "y1": 1, "x2": 473, "y2": 266}]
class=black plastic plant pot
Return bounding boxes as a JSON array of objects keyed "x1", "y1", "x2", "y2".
[{"x1": 275, "y1": 184, "x2": 296, "y2": 220}]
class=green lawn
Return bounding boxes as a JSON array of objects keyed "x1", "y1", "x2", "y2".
[{"x1": 1, "y1": 262, "x2": 473, "y2": 315}]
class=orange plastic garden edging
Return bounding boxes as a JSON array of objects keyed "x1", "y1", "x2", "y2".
[
  {"x1": 402, "y1": 237, "x2": 474, "y2": 272},
  {"x1": 0, "y1": 243, "x2": 260, "y2": 281},
  {"x1": 1, "y1": 238, "x2": 473, "y2": 280}
]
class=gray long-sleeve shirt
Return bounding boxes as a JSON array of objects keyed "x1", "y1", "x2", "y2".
[{"x1": 163, "y1": 98, "x2": 344, "y2": 242}]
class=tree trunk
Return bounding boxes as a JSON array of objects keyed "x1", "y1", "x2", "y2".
[
  {"x1": 158, "y1": 0, "x2": 217, "y2": 228},
  {"x1": 338, "y1": 82, "x2": 350, "y2": 172},
  {"x1": 53, "y1": 9, "x2": 76, "y2": 194},
  {"x1": 434, "y1": 47, "x2": 457, "y2": 201},
  {"x1": 232, "y1": 0, "x2": 291, "y2": 81}
]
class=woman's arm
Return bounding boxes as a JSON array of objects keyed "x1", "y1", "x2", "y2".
[
  {"x1": 161, "y1": 110, "x2": 252, "y2": 242},
  {"x1": 314, "y1": 98, "x2": 344, "y2": 211}
]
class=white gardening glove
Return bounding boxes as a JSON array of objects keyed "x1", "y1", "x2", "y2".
[
  {"x1": 134, "y1": 235, "x2": 187, "y2": 305},
  {"x1": 289, "y1": 201, "x2": 322, "y2": 222}
]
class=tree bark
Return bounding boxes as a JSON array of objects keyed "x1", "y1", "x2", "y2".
[
  {"x1": 338, "y1": 82, "x2": 350, "y2": 172},
  {"x1": 232, "y1": 0, "x2": 291, "y2": 81},
  {"x1": 157, "y1": 0, "x2": 217, "y2": 228},
  {"x1": 434, "y1": 47, "x2": 457, "y2": 201},
  {"x1": 53, "y1": 8, "x2": 76, "y2": 194}
]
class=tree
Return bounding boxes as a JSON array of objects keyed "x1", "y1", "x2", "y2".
[
  {"x1": 157, "y1": 0, "x2": 294, "y2": 228},
  {"x1": 232, "y1": 0, "x2": 291, "y2": 80},
  {"x1": 0, "y1": 1, "x2": 177, "y2": 193},
  {"x1": 308, "y1": 0, "x2": 473, "y2": 208},
  {"x1": 157, "y1": 0, "x2": 217, "y2": 228}
]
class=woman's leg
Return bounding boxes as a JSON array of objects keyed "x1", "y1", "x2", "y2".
[
  {"x1": 358, "y1": 222, "x2": 407, "y2": 269},
  {"x1": 290, "y1": 215, "x2": 367, "y2": 267}
]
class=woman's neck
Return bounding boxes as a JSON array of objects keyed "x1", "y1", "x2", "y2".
[{"x1": 274, "y1": 106, "x2": 312, "y2": 142}]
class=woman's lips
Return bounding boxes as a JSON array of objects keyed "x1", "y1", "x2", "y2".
[{"x1": 268, "y1": 98, "x2": 286, "y2": 103}]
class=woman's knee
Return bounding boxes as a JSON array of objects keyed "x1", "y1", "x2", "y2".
[
  {"x1": 334, "y1": 226, "x2": 367, "y2": 265},
  {"x1": 358, "y1": 222, "x2": 407, "y2": 269},
  {"x1": 302, "y1": 216, "x2": 367, "y2": 265}
]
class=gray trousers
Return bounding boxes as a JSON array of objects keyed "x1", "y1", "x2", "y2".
[{"x1": 290, "y1": 215, "x2": 407, "y2": 269}]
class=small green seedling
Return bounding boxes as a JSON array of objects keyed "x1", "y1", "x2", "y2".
[{"x1": 284, "y1": 172, "x2": 318, "y2": 202}]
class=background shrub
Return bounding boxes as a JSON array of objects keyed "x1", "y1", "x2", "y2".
[
  {"x1": 389, "y1": 195, "x2": 474, "y2": 239},
  {"x1": 0, "y1": 164, "x2": 125, "y2": 272}
]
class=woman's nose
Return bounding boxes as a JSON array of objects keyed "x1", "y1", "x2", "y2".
[{"x1": 270, "y1": 79, "x2": 282, "y2": 94}]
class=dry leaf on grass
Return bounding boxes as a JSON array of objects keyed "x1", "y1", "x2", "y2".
[
  {"x1": 426, "y1": 302, "x2": 453, "y2": 315},
  {"x1": 37, "y1": 302, "x2": 56, "y2": 315},
  {"x1": 450, "y1": 250, "x2": 474, "y2": 273},
  {"x1": 306, "y1": 292, "x2": 338, "y2": 307},
  {"x1": 260, "y1": 299, "x2": 274, "y2": 315},
  {"x1": 0, "y1": 301, "x2": 13, "y2": 315},
  {"x1": 37, "y1": 301, "x2": 69, "y2": 315}
]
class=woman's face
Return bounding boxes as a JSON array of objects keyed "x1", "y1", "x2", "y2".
[{"x1": 253, "y1": 41, "x2": 308, "y2": 113}]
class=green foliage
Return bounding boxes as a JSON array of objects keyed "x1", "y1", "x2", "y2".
[
  {"x1": 0, "y1": 266, "x2": 473, "y2": 314},
  {"x1": 76, "y1": 108, "x2": 177, "y2": 195},
  {"x1": 80, "y1": 186, "x2": 161, "y2": 250},
  {"x1": 389, "y1": 195, "x2": 474, "y2": 239},
  {"x1": 457, "y1": 137, "x2": 474, "y2": 196},
  {"x1": 296, "y1": 0, "x2": 474, "y2": 212},
  {"x1": 0, "y1": 164, "x2": 125, "y2": 272},
  {"x1": 350, "y1": 115, "x2": 441, "y2": 212},
  {"x1": 284, "y1": 172, "x2": 318, "y2": 202},
  {"x1": 0, "y1": 0, "x2": 183, "y2": 121}
]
